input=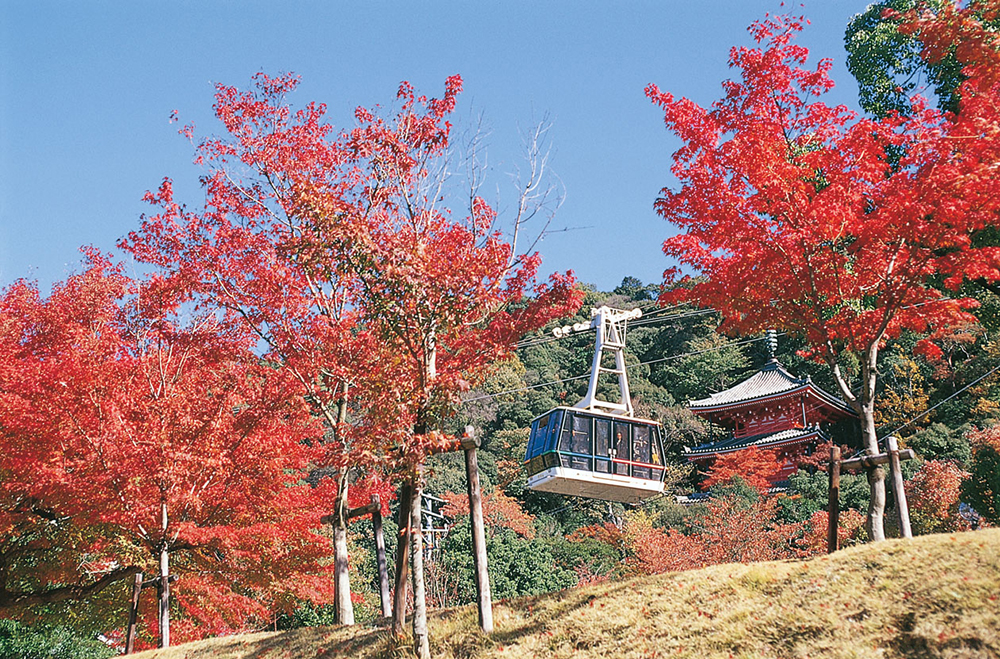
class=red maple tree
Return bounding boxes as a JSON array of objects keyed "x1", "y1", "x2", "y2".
[
  {"x1": 647, "y1": 7, "x2": 1000, "y2": 541},
  {"x1": 701, "y1": 447, "x2": 783, "y2": 492},
  {"x1": 0, "y1": 257, "x2": 334, "y2": 647},
  {"x1": 800, "y1": 508, "x2": 866, "y2": 553},
  {"x1": 123, "y1": 73, "x2": 581, "y2": 652}
]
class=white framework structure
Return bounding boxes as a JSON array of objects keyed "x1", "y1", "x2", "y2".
[{"x1": 553, "y1": 305, "x2": 641, "y2": 415}]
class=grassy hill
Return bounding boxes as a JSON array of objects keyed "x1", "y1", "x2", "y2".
[{"x1": 135, "y1": 529, "x2": 1000, "y2": 659}]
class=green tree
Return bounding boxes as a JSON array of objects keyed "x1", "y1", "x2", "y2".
[
  {"x1": 961, "y1": 426, "x2": 1000, "y2": 523},
  {"x1": 783, "y1": 469, "x2": 871, "y2": 524},
  {"x1": 845, "y1": 0, "x2": 965, "y2": 117},
  {"x1": 908, "y1": 423, "x2": 972, "y2": 466},
  {"x1": 613, "y1": 276, "x2": 658, "y2": 302},
  {"x1": 440, "y1": 520, "x2": 574, "y2": 603}
]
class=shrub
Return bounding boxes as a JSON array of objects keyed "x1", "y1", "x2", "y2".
[
  {"x1": 0, "y1": 620, "x2": 115, "y2": 659},
  {"x1": 799, "y1": 509, "x2": 866, "y2": 552},
  {"x1": 906, "y1": 460, "x2": 971, "y2": 534},
  {"x1": 441, "y1": 519, "x2": 574, "y2": 604},
  {"x1": 908, "y1": 423, "x2": 971, "y2": 466}
]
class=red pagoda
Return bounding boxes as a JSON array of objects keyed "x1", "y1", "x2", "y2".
[{"x1": 684, "y1": 358, "x2": 858, "y2": 485}]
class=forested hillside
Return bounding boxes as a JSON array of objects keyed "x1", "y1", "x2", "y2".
[{"x1": 325, "y1": 275, "x2": 1000, "y2": 619}]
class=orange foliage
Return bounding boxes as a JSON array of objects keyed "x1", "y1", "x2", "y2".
[
  {"x1": 702, "y1": 447, "x2": 783, "y2": 492},
  {"x1": 623, "y1": 495, "x2": 815, "y2": 576},
  {"x1": 568, "y1": 522, "x2": 627, "y2": 548},
  {"x1": 627, "y1": 515, "x2": 706, "y2": 574},
  {"x1": 572, "y1": 563, "x2": 611, "y2": 588},
  {"x1": 906, "y1": 460, "x2": 971, "y2": 534},
  {"x1": 698, "y1": 496, "x2": 807, "y2": 564},
  {"x1": 441, "y1": 490, "x2": 536, "y2": 539},
  {"x1": 799, "y1": 509, "x2": 866, "y2": 553}
]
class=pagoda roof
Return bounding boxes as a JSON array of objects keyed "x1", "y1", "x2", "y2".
[
  {"x1": 685, "y1": 426, "x2": 824, "y2": 457},
  {"x1": 688, "y1": 359, "x2": 855, "y2": 416}
]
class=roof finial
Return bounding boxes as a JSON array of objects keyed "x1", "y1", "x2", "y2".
[{"x1": 766, "y1": 329, "x2": 778, "y2": 360}]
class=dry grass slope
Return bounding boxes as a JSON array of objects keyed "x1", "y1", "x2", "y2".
[{"x1": 134, "y1": 529, "x2": 1000, "y2": 659}]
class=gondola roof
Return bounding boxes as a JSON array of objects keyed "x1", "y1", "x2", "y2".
[{"x1": 530, "y1": 405, "x2": 661, "y2": 425}]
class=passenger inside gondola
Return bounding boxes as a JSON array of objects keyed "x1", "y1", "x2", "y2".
[
  {"x1": 614, "y1": 423, "x2": 630, "y2": 476},
  {"x1": 632, "y1": 425, "x2": 651, "y2": 479}
]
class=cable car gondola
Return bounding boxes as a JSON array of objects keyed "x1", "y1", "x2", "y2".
[{"x1": 523, "y1": 306, "x2": 667, "y2": 504}]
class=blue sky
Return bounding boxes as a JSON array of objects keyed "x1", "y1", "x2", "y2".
[{"x1": 1, "y1": 1, "x2": 871, "y2": 294}]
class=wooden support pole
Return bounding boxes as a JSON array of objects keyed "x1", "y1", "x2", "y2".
[
  {"x1": 886, "y1": 436, "x2": 913, "y2": 539},
  {"x1": 840, "y1": 448, "x2": 915, "y2": 472},
  {"x1": 348, "y1": 501, "x2": 381, "y2": 519},
  {"x1": 827, "y1": 445, "x2": 841, "y2": 554},
  {"x1": 370, "y1": 494, "x2": 392, "y2": 619},
  {"x1": 462, "y1": 426, "x2": 493, "y2": 634},
  {"x1": 391, "y1": 480, "x2": 413, "y2": 636},
  {"x1": 321, "y1": 500, "x2": 383, "y2": 526},
  {"x1": 321, "y1": 493, "x2": 393, "y2": 621},
  {"x1": 124, "y1": 571, "x2": 143, "y2": 655}
]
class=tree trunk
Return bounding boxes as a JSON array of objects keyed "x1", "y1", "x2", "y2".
[
  {"x1": 158, "y1": 502, "x2": 170, "y2": 648},
  {"x1": 860, "y1": 354, "x2": 886, "y2": 542},
  {"x1": 391, "y1": 480, "x2": 413, "y2": 636},
  {"x1": 410, "y1": 479, "x2": 430, "y2": 659},
  {"x1": 865, "y1": 463, "x2": 887, "y2": 542},
  {"x1": 333, "y1": 383, "x2": 354, "y2": 625},
  {"x1": 158, "y1": 548, "x2": 170, "y2": 648},
  {"x1": 333, "y1": 469, "x2": 354, "y2": 625},
  {"x1": 371, "y1": 497, "x2": 392, "y2": 619}
]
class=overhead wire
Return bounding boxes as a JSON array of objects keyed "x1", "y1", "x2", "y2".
[
  {"x1": 878, "y1": 364, "x2": 1000, "y2": 442},
  {"x1": 504, "y1": 298, "x2": 1000, "y2": 512},
  {"x1": 538, "y1": 360, "x2": 1000, "y2": 514},
  {"x1": 463, "y1": 333, "x2": 776, "y2": 404},
  {"x1": 830, "y1": 360, "x2": 1000, "y2": 466},
  {"x1": 512, "y1": 303, "x2": 710, "y2": 351},
  {"x1": 517, "y1": 298, "x2": 947, "y2": 360},
  {"x1": 878, "y1": 361, "x2": 1000, "y2": 443}
]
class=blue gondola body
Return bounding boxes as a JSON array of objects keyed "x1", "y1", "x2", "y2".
[{"x1": 524, "y1": 406, "x2": 667, "y2": 503}]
